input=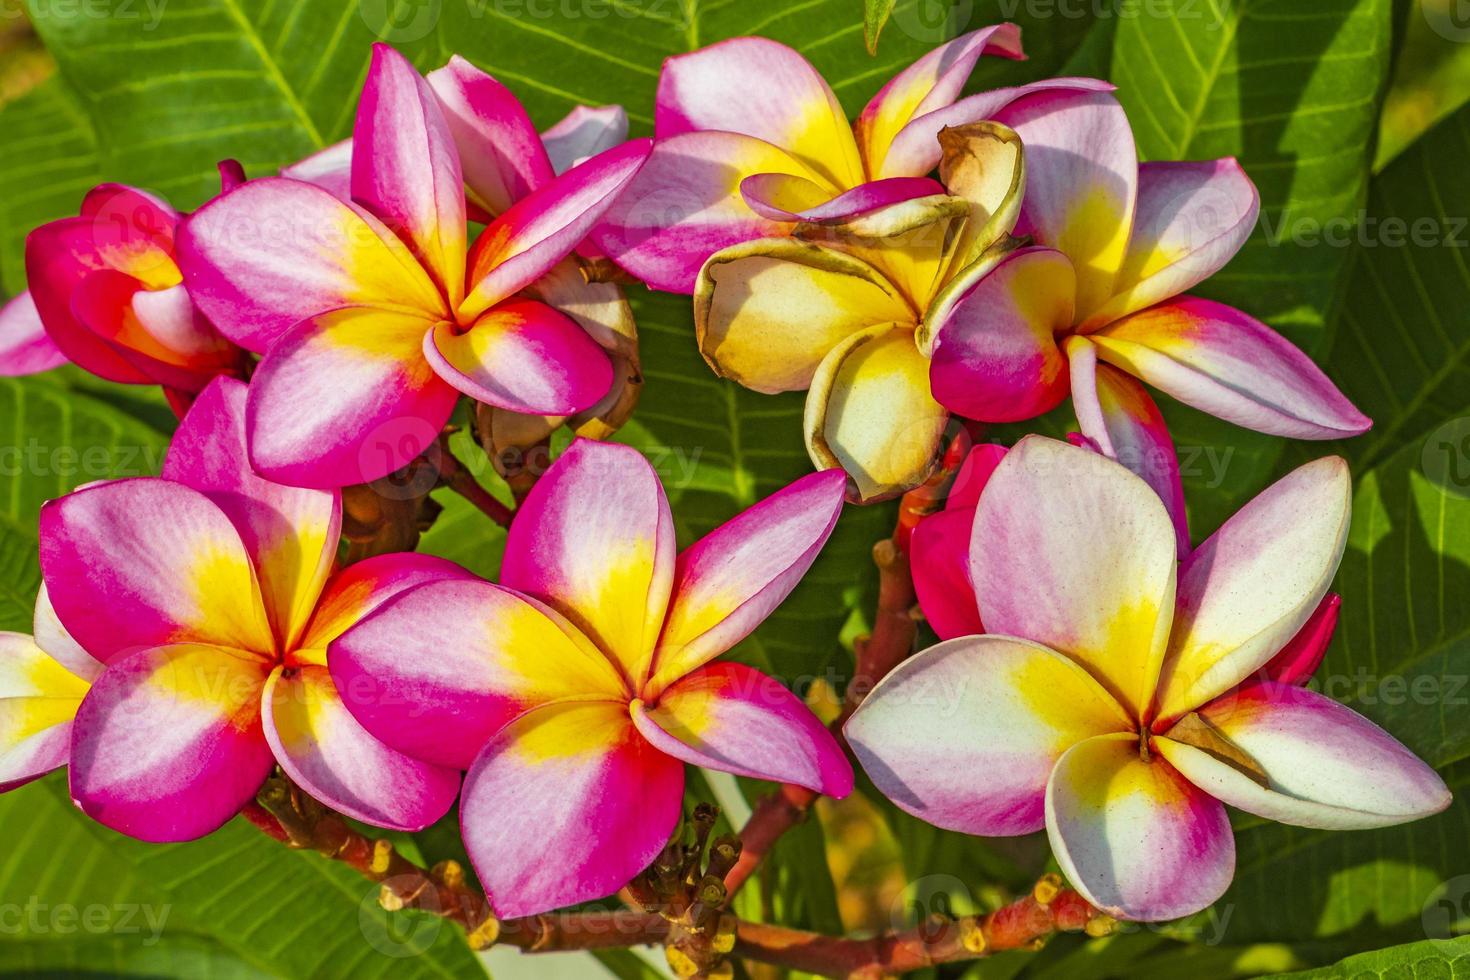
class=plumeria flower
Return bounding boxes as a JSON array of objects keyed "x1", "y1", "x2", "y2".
[
  {"x1": 848, "y1": 436, "x2": 1449, "y2": 921},
  {"x1": 596, "y1": 25, "x2": 1109, "y2": 293},
  {"x1": 10, "y1": 183, "x2": 243, "y2": 401},
  {"x1": 179, "y1": 44, "x2": 650, "y2": 488},
  {"x1": 282, "y1": 57, "x2": 643, "y2": 459},
  {"x1": 36, "y1": 377, "x2": 470, "y2": 841},
  {"x1": 0, "y1": 588, "x2": 101, "y2": 791},
  {"x1": 925, "y1": 89, "x2": 1369, "y2": 457},
  {"x1": 331, "y1": 439, "x2": 853, "y2": 917},
  {"x1": 691, "y1": 121, "x2": 1032, "y2": 502}
]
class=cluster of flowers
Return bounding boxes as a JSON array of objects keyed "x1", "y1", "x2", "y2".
[{"x1": 0, "y1": 28, "x2": 1449, "y2": 925}]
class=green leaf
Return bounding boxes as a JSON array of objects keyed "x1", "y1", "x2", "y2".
[
  {"x1": 0, "y1": 775, "x2": 482, "y2": 979},
  {"x1": 1265, "y1": 936, "x2": 1470, "y2": 979},
  {"x1": 1108, "y1": 0, "x2": 1392, "y2": 532},
  {"x1": 864, "y1": 0, "x2": 899, "y2": 54}
]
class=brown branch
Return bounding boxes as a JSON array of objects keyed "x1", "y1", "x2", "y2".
[{"x1": 436, "y1": 442, "x2": 514, "y2": 527}]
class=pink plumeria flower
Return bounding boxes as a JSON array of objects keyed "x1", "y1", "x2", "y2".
[
  {"x1": 331, "y1": 439, "x2": 854, "y2": 917},
  {"x1": 596, "y1": 25, "x2": 1109, "y2": 293},
  {"x1": 36, "y1": 377, "x2": 471, "y2": 841},
  {"x1": 0, "y1": 587, "x2": 101, "y2": 792},
  {"x1": 926, "y1": 90, "x2": 1369, "y2": 447},
  {"x1": 178, "y1": 44, "x2": 650, "y2": 488},
  {"x1": 282, "y1": 59, "x2": 642, "y2": 454},
  {"x1": 848, "y1": 436, "x2": 1448, "y2": 922},
  {"x1": 12, "y1": 183, "x2": 242, "y2": 397}
]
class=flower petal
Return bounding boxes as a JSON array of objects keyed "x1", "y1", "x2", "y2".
[
  {"x1": 656, "y1": 37, "x2": 862, "y2": 188},
  {"x1": 881, "y1": 77, "x2": 1116, "y2": 181},
  {"x1": 739, "y1": 174, "x2": 945, "y2": 225},
  {"x1": 936, "y1": 121, "x2": 1025, "y2": 271},
  {"x1": 263, "y1": 665, "x2": 460, "y2": 830},
  {"x1": 849, "y1": 635, "x2": 1132, "y2": 836},
  {"x1": 592, "y1": 130, "x2": 822, "y2": 293},
  {"x1": 805, "y1": 323, "x2": 949, "y2": 504},
  {"x1": 245, "y1": 306, "x2": 458, "y2": 489},
  {"x1": 633, "y1": 662, "x2": 850, "y2": 796},
  {"x1": 40, "y1": 479, "x2": 274, "y2": 662},
  {"x1": 426, "y1": 55, "x2": 556, "y2": 216},
  {"x1": 1090, "y1": 298, "x2": 1372, "y2": 439},
  {"x1": 1067, "y1": 337, "x2": 1189, "y2": 557},
  {"x1": 948, "y1": 443, "x2": 1008, "y2": 511},
  {"x1": 461, "y1": 139, "x2": 651, "y2": 319},
  {"x1": 855, "y1": 23, "x2": 1024, "y2": 179},
  {"x1": 1046, "y1": 732, "x2": 1234, "y2": 921},
  {"x1": 32, "y1": 585, "x2": 102, "y2": 684},
  {"x1": 1261, "y1": 593, "x2": 1339, "y2": 686},
  {"x1": 910, "y1": 507, "x2": 983, "y2": 640},
  {"x1": 650, "y1": 469, "x2": 846, "y2": 689},
  {"x1": 426, "y1": 298, "x2": 613, "y2": 414},
  {"x1": 281, "y1": 139, "x2": 353, "y2": 200},
  {"x1": 695, "y1": 237, "x2": 913, "y2": 394},
  {"x1": 297, "y1": 552, "x2": 476, "y2": 656},
  {"x1": 0, "y1": 291, "x2": 67, "y2": 375},
  {"x1": 0, "y1": 629, "x2": 92, "y2": 791},
  {"x1": 329, "y1": 576, "x2": 627, "y2": 770},
  {"x1": 164, "y1": 377, "x2": 340, "y2": 650},
  {"x1": 180, "y1": 177, "x2": 444, "y2": 354},
  {"x1": 970, "y1": 436, "x2": 1177, "y2": 719},
  {"x1": 461, "y1": 701, "x2": 684, "y2": 918},
  {"x1": 353, "y1": 44, "x2": 467, "y2": 308},
  {"x1": 1153, "y1": 457, "x2": 1351, "y2": 723},
  {"x1": 1085, "y1": 159, "x2": 1259, "y2": 328},
  {"x1": 926, "y1": 246, "x2": 1072, "y2": 423},
  {"x1": 1158, "y1": 682, "x2": 1450, "y2": 830},
  {"x1": 542, "y1": 104, "x2": 629, "y2": 176},
  {"x1": 990, "y1": 89, "x2": 1137, "y2": 317},
  {"x1": 69, "y1": 643, "x2": 273, "y2": 842},
  {"x1": 501, "y1": 440, "x2": 674, "y2": 687}
]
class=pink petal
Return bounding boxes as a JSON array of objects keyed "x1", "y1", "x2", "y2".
[
  {"x1": 1068, "y1": 337, "x2": 1189, "y2": 557},
  {"x1": 1091, "y1": 298, "x2": 1372, "y2": 439},
  {"x1": 353, "y1": 44, "x2": 467, "y2": 308},
  {"x1": 927, "y1": 246, "x2": 1073, "y2": 423},
  {"x1": 881, "y1": 77, "x2": 1116, "y2": 180},
  {"x1": 970, "y1": 436, "x2": 1178, "y2": 719},
  {"x1": 244, "y1": 306, "x2": 459, "y2": 489},
  {"x1": 648, "y1": 469, "x2": 846, "y2": 690},
  {"x1": 910, "y1": 507, "x2": 983, "y2": 640},
  {"x1": 281, "y1": 139, "x2": 353, "y2": 200},
  {"x1": 1086, "y1": 159, "x2": 1260, "y2": 327},
  {"x1": 163, "y1": 377, "x2": 341, "y2": 649},
  {"x1": 460, "y1": 701, "x2": 684, "y2": 918},
  {"x1": 542, "y1": 104, "x2": 628, "y2": 175},
  {"x1": 40, "y1": 479, "x2": 274, "y2": 663},
  {"x1": 948, "y1": 442, "x2": 1008, "y2": 510},
  {"x1": 1159, "y1": 682, "x2": 1450, "y2": 829},
  {"x1": 501, "y1": 440, "x2": 674, "y2": 686},
  {"x1": 32, "y1": 585, "x2": 102, "y2": 684},
  {"x1": 461, "y1": 139, "x2": 650, "y2": 320},
  {"x1": 0, "y1": 291, "x2": 66, "y2": 375},
  {"x1": 633, "y1": 662, "x2": 850, "y2": 796},
  {"x1": 990, "y1": 89, "x2": 1137, "y2": 317},
  {"x1": 656, "y1": 37, "x2": 862, "y2": 188},
  {"x1": 848, "y1": 636, "x2": 1132, "y2": 836},
  {"x1": 592, "y1": 130, "x2": 819, "y2": 294},
  {"x1": 739, "y1": 174, "x2": 945, "y2": 224},
  {"x1": 178, "y1": 177, "x2": 445, "y2": 354},
  {"x1": 1261, "y1": 593, "x2": 1339, "y2": 685},
  {"x1": 425, "y1": 297, "x2": 613, "y2": 414},
  {"x1": 297, "y1": 551, "x2": 477, "y2": 653},
  {"x1": 69, "y1": 643, "x2": 274, "y2": 842},
  {"x1": 426, "y1": 55, "x2": 556, "y2": 216},
  {"x1": 0, "y1": 623, "x2": 92, "y2": 792},
  {"x1": 67, "y1": 270, "x2": 231, "y2": 391},
  {"x1": 263, "y1": 665, "x2": 460, "y2": 831},
  {"x1": 329, "y1": 576, "x2": 626, "y2": 770},
  {"x1": 856, "y1": 23, "x2": 1025, "y2": 178},
  {"x1": 1046, "y1": 732, "x2": 1235, "y2": 921},
  {"x1": 1153, "y1": 457, "x2": 1351, "y2": 723},
  {"x1": 25, "y1": 217, "x2": 153, "y2": 384}
]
